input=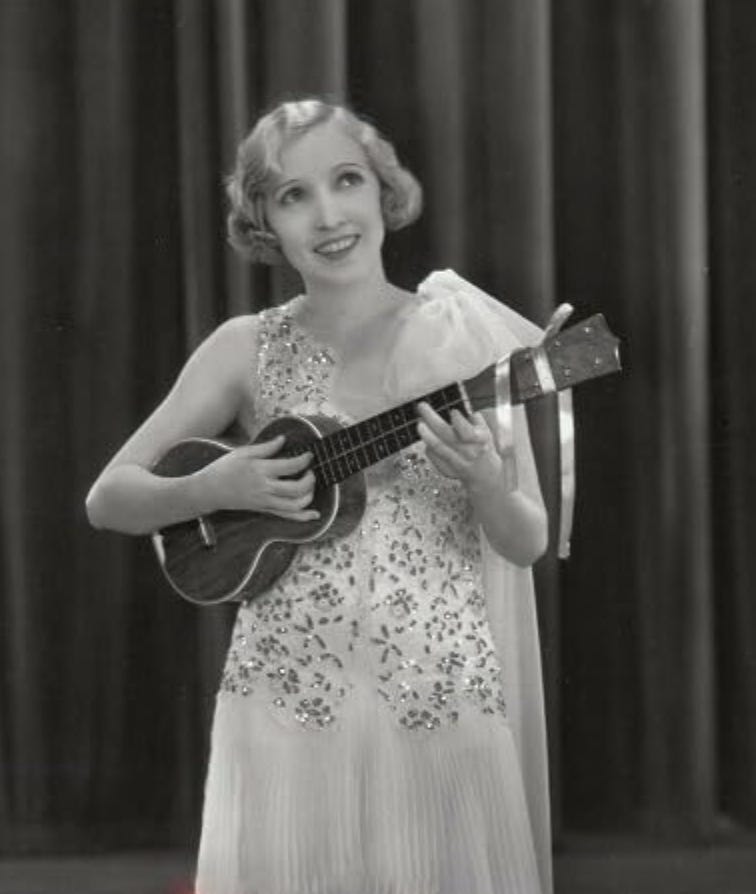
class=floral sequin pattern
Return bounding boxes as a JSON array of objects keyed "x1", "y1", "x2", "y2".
[
  {"x1": 220, "y1": 301, "x2": 508, "y2": 733},
  {"x1": 255, "y1": 299, "x2": 337, "y2": 418},
  {"x1": 365, "y1": 447, "x2": 507, "y2": 732},
  {"x1": 221, "y1": 534, "x2": 358, "y2": 731}
]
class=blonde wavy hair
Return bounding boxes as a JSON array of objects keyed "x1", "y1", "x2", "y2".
[{"x1": 225, "y1": 98, "x2": 423, "y2": 265}]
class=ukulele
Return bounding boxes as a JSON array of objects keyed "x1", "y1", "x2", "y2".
[{"x1": 151, "y1": 315, "x2": 620, "y2": 605}]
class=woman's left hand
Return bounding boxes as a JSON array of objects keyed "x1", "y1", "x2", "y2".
[{"x1": 416, "y1": 402, "x2": 510, "y2": 490}]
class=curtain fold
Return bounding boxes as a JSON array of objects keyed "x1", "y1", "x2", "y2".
[
  {"x1": 708, "y1": 0, "x2": 756, "y2": 827},
  {"x1": 0, "y1": 0, "x2": 52, "y2": 839},
  {"x1": 552, "y1": 0, "x2": 637, "y2": 828},
  {"x1": 176, "y1": 0, "x2": 228, "y2": 345},
  {"x1": 67, "y1": 0, "x2": 138, "y2": 834},
  {"x1": 1, "y1": 0, "x2": 754, "y2": 856},
  {"x1": 413, "y1": 0, "x2": 469, "y2": 269},
  {"x1": 616, "y1": 0, "x2": 714, "y2": 832}
]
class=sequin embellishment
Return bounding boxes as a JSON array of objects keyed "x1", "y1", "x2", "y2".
[{"x1": 220, "y1": 301, "x2": 508, "y2": 732}]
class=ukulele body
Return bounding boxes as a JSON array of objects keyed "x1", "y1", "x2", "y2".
[{"x1": 151, "y1": 414, "x2": 367, "y2": 605}]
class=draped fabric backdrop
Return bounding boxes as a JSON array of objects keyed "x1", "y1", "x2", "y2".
[{"x1": 1, "y1": 0, "x2": 755, "y2": 856}]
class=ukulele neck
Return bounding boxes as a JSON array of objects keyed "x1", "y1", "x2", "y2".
[
  {"x1": 309, "y1": 383, "x2": 469, "y2": 488},
  {"x1": 285, "y1": 313, "x2": 620, "y2": 489}
]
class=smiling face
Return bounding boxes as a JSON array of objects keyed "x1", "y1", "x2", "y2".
[{"x1": 263, "y1": 121, "x2": 386, "y2": 290}]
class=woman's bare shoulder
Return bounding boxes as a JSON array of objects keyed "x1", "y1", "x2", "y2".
[
  {"x1": 161, "y1": 313, "x2": 264, "y2": 418},
  {"x1": 189, "y1": 313, "x2": 259, "y2": 367},
  {"x1": 211, "y1": 312, "x2": 260, "y2": 344}
]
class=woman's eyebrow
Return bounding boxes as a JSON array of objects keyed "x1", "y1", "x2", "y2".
[
  {"x1": 333, "y1": 160, "x2": 367, "y2": 170},
  {"x1": 271, "y1": 177, "x2": 301, "y2": 195},
  {"x1": 276, "y1": 177, "x2": 300, "y2": 188}
]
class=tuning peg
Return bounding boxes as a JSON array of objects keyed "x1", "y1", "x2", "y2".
[{"x1": 544, "y1": 303, "x2": 574, "y2": 340}]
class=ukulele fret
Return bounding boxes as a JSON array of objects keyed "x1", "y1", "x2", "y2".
[
  {"x1": 427, "y1": 384, "x2": 466, "y2": 421},
  {"x1": 312, "y1": 384, "x2": 469, "y2": 486},
  {"x1": 310, "y1": 438, "x2": 337, "y2": 488}
]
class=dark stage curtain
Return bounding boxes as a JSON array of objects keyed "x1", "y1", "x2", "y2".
[{"x1": 1, "y1": 0, "x2": 755, "y2": 856}]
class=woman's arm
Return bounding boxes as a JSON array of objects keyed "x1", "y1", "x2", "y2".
[
  {"x1": 417, "y1": 403, "x2": 548, "y2": 567},
  {"x1": 85, "y1": 316, "x2": 317, "y2": 535},
  {"x1": 465, "y1": 404, "x2": 548, "y2": 567}
]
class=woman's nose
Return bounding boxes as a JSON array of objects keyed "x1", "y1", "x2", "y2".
[{"x1": 313, "y1": 189, "x2": 345, "y2": 229}]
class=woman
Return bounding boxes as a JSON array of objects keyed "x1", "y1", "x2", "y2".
[{"x1": 87, "y1": 98, "x2": 552, "y2": 894}]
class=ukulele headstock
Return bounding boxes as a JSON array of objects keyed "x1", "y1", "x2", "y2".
[
  {"x1": 542, "y1": 314, "x2": 621, "y2": 394},
  {"x1": 464, "y1": 313, "x2": 621, "y2": 411}
]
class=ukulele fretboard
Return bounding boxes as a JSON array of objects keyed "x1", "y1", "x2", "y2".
[{"x1": 297, "y1": 384, "x2": 467, "y2": 487}]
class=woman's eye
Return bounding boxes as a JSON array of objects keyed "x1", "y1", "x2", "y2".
[
  {"x1": 279, "y1": 186, "x2": 305, "y2": 206},
  {"x1": 338, "y1": 170, "x2": 364, "y2": 188}
]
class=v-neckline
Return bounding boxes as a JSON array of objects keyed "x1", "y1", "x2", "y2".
[{"x1": 282, "y1": 294, "x2": 418, "y2": 422}]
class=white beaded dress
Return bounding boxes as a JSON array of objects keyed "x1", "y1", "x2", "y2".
[{"x1": 195, "y1": 271, "x2": 552, "y2": 894}]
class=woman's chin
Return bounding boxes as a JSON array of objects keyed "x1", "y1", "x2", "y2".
[{"x1": 306, "y1": 255, "x2": 379, "y2": 288}]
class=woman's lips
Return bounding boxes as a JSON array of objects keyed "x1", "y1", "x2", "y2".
[{"x1": 313, "y1": 234, "x2": 360, "y2": 259}]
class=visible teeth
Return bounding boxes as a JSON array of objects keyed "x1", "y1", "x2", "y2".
[{"x1": 317, "y1": 236, "x2": 356, "y2": 254}]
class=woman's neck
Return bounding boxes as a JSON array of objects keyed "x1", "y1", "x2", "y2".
[{"x1": 296, "y1": 266, "x2": 406, "y2": 341}]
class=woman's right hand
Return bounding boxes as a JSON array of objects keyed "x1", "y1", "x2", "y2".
[{"x1": 200, "y1": 435, "x2": 318, "y2": 521}]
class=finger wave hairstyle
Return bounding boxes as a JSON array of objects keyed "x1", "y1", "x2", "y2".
[{"x1": 226, "y1": 98, "x2": 423, "y2": 265}]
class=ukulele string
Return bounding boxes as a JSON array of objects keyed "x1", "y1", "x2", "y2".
[{"x1": 302, "y1": 391, "x2": 469, "y2": 481}]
